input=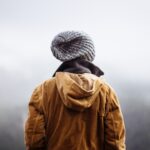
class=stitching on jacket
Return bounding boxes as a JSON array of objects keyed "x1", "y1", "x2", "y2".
[
  {"x1": 110, "y1": 111, "x2": 118, "y2": 148},
  {"x1": 108, "y1": 87, "x2": 118, "y2": 149}
]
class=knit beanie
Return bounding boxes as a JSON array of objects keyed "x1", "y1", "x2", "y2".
[{"x1": 51, "y1": 31, "x2": 95, "y2": 62}]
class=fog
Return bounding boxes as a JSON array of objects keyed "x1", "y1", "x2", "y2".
[{"x1": 0, "y1": 0, "x2": 150, "y2": 149}]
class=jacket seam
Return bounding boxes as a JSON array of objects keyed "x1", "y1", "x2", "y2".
[{"x1": 110, "y1": 109, "x2": 118, "y2": 148}]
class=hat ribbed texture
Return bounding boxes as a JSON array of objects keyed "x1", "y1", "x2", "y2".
[{"x1": 51, "y1": 31, "x2": 95, "y2": 62}]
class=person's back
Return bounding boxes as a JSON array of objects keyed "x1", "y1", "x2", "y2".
[{"x1": 24, "y1": 31, "x2": 126, "y2": 150}]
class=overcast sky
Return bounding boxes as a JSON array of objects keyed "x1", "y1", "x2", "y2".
[
  {"x1": 0, "y1": 0, "x2": 150, "y2": 107},
  {"x1": 1, "y1": 0, "x2": 150, "y2": 80}
]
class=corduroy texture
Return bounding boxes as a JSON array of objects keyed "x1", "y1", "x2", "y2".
[{"x1": 51, "y1": 31, "x2": 95, "y2": 62}]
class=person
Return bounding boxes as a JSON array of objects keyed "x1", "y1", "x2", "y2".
[{"x1": 24, "y1": 31, "x2": 126, "y2": 150}]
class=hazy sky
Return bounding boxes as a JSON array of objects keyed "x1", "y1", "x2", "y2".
[
  {"x1": 0, "y1": 0, "x2": 150, "y2": 106},
  {"x1": 0, "y1": 0, "x2": 150, "y2": 81}
]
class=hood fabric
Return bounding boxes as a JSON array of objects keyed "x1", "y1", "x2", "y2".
[{"x1": 56, "y1": 72, "x2": 101, "y2": 112}]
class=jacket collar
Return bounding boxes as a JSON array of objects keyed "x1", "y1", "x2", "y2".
[{"x1": 52, "y1": 58, "x2": 104, "y2": 77}]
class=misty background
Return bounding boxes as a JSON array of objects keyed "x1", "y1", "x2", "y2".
[{"x1": 0, "y1": 0, "x2": 150, "y2": 149}]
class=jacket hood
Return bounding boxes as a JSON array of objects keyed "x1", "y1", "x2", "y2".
[{"x1": 56, "y1": 72, "x2": 101, "y2": 112}]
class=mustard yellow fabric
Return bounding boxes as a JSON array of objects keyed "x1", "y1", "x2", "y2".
[{"x1": 25, "y1": 72, "x2": 126, "y2": 150}]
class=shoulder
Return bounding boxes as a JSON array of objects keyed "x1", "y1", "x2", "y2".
[
  {"x1": 98, "y1": 77, "x2": 119, "y2": 103},
  {"x1": 98, "y1": 77, "x2": 114, "y2": 93},
  {"x1": 32, "y1": 77, "x2": 56, "y2": 95}
]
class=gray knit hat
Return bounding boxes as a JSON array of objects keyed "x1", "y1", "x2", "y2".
[{"x1": 51, "y1": 31, "x2": 95, "y2": 62}]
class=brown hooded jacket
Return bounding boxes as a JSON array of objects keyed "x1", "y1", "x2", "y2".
[{"x1": 25, "y1": 72, "x2": 126, "y2": 150}]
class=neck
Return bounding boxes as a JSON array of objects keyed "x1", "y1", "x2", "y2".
[{"x1": 52, "y1": 58, "x2": 104, "y2": 77}]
